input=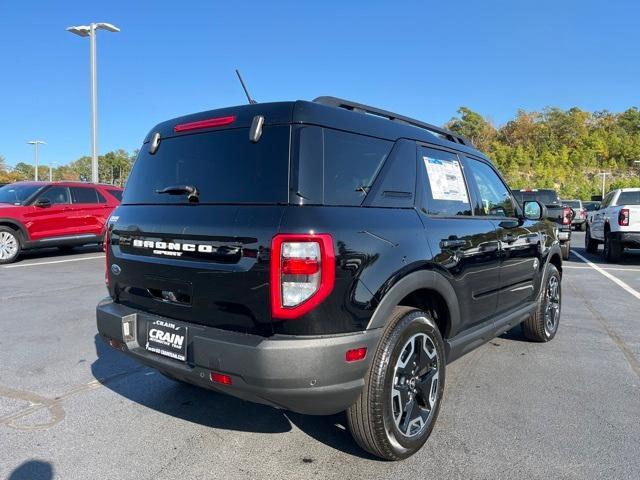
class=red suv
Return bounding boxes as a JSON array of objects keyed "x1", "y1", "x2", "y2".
[{"x1": 0, "y1": 181, "x2": 122, "y2": 264}]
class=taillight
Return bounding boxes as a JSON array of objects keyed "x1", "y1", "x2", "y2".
[
  {"x1": 174, "y1": 115, "x2": 235, "y2": 133},
  {"x1": 562, "y1": 207, "x2": 572, "y2": 225},
  {"x1": 580, "y1": 208, "x2": 586, "y2": 219},
  {"x1": 619, "y1": 208, "x2": 630, "y2": 226},
  {"x1": 270, "y1": 234, "x2": 335, "y2": 319}
]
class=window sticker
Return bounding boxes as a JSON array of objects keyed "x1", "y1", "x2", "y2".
[{"x1": 423, "y1": 156, "x2": 469, "y2": 203}]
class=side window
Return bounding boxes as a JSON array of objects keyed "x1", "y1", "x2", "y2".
[
  {"x1": 323, "y1": 129, "x2": 392, "y2": 206},
  {"x1": 419, "y1": 147, "x2": 472, "y2": 216},
  {"x1": 601, "y1": 192, "x2": 615, "y2": 208},
  {"x1": 97, "y1": 191, "x2": 107, "y2": 203},
  {"x1": 466, "y1": 158, "x2": 516, "y2": 218},
  {"x1": 71, "y1": 187, "x2": 99, "y2": 204},
  {"x1": 38, "y1": 186, "x2": 70, "y2": 205},
  {"x1": 107, "y1": 189, "x2": 122, "y2": 202}
]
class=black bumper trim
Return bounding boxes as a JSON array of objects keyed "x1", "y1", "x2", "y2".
[{"x1": 96, "y1": 299, "x2": 381, "y2": 415}]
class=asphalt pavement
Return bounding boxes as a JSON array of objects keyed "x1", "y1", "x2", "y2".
[{"x1": 1, "y1": 234, "x2": 639, "y2": 480}]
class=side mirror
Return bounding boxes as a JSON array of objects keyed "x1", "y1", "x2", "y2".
[
  {"x1": 523, "y1": 200, "x2": 544, "y2": 220},
  {"x1": 35, "y1": 198, "x2": 51, "y2": 207}
]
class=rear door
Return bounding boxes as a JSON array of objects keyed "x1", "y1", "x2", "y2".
[
  {"x1": 69, "y1": 186, "x2": 110, "y2": 235},
  {"x1": 418, "y1": 146, "x2": 501, "y2": 333},
  {"x1": 464, "y1": 157, "x2": 543, "y2": 315},
  {"x1": 108, "y1": 124, "x2": 291, "y2": 336}
]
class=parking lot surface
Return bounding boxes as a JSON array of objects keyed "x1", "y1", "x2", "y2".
[{"x1": 1, "y1": 233, "x2": 639, "y2": 480}]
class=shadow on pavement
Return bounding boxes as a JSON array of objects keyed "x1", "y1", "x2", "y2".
[
  {"x1": 91, "y1": 334, "x2": 376, "y2": 460},
  {"x1": 8, "y1": 460, "x2": 53, "y2": 480},
  {"x1": 15, "y1": 244, "x2": 103, "y2": 263}
]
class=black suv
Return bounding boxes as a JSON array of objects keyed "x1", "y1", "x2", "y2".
[{"x1": 97, "y1": 97, "x2": 563, "y2": 460}]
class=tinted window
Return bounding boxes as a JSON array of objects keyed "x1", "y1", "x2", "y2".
[
  {"x1": 123, "y1": 126, "x2": 290, "y2": 205},
  {"x1": 420, "y1": 147, "x2": 472, "y2": 216},
  {"x1": 71, "y1": 187, "x2": 100, "y2": 204},
  {"x1": 564, "y1": 200, "x2": 581, "y2": 208},
  {"x1": 38, "y1": 186, "x2": 70, "y2": 205},
  {"x1": 323, "y1": 129, "x2": 392, "y2": 206},
  {"x1": 513, "y1": 190, "x2": 560, "y2": 206},
  {"x1": 97, "y1": 191, "x2": 107, "y2": 203},
  {"x1": 467, "y1": 159, "x2": 515, "y2": 217},
  {"x1": 107, "y1": 189, "x2": 122, "y2": 201},
  {"x1": 601, "y1": 192, "x2": 615, "y2": 208},
  {"x1": 617, "y1": 191, "x2": 640, "y2": 205},
  {"x1": 0, "y1": 184, "x2": 41, "y2": 204},
  {"x1": 584, "y1": 202, "x2": 600, "y2": 211}
]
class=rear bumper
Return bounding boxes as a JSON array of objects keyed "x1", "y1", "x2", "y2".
[
  {"x1": 558, "y1": 230, "x2": 571, "y2": 242},
  {"x1": 96, "y1": 299, "x2": 381, "y2": 415},
  {"x1": 611, "y1": 231, "x2": 640, "y2": 248}
]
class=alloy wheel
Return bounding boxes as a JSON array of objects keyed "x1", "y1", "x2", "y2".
[
  {"x1": 544, "y1": 275, "x2": 561, "y2": 336},
  {"x1": 391, "y1": 331, "x2": 440, "y2": 438},
  {"x1": 0, "y1": 231, "x2": 18, "y2": 261}
]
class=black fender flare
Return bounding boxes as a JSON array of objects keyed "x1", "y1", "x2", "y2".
[
  {"x1": 0, "y1": 218, "x2": 29, "y2": 242},
  {"x1": 366, "y1": 269, "x2": 461, "y2": 338}
]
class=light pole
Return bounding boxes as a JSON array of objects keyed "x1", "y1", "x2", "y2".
[
  {"x1": 596, "y1": 172, "x2": 611, "y2": 198},
  {"x1": 49, "y1": 162, "x2": 57, "y2": 182},
  {"x1": 67, "y1": 22, "x2": 120, "y2": 184},
  {"x1": 27, "y1": 140, "x2": 46, "y2": 181}
]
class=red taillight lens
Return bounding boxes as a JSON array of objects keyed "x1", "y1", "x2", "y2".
[
  {"x1": 562, "y1": 207, "x2": 572, "y2": 225},
  {"x1": 619, "y1": 208, "x2": 630, "y2": 226},
  {"x1": 174, "y1": 115, "x2": 235, "y2": 133},
  {"x1": 346, "y1": 347, "x2": 367, "y2": 362},
  {"x1": 210, "y1": 372, "x2": 232, "y2": 385},
  {"x1": 270, "y1": 234, "x2": 335, "y2": 320}
]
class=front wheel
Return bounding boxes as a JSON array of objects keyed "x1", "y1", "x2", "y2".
[
  {"x1": 347, "y1": 307, "x2": 445, "y2": 460},
  {"x1": 0, "y1": 227, "x2": 22, "y2": 264},
  {"x1": 522, "y1": 263, "x2": 561, "y2": 342}
]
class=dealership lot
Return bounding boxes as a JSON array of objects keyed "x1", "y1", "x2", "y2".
[{"x1": 1, "y1": 233, "x2": 639, "y2": 480}]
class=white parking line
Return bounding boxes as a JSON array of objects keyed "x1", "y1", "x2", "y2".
[
  {"x1": 571, "y1": 250, "x2": 640, "y2": 301},
  {"x1": 564, "y1": 265, "x2": 640, "y2": 272},
  {"x1": 2, "y1": 255, "x2": 105, "y2": 269}
]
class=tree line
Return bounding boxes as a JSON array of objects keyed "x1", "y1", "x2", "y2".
[
  {"x1": 2, "y1": 106, "x2": 640, "y2": 199},
  {"x1": 446, "y1": 106, "x2": 640, "y2": 199}
]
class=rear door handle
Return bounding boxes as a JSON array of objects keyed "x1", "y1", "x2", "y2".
[{"x1": 440, "y1": 238, "x2": 467, "y2": 249}]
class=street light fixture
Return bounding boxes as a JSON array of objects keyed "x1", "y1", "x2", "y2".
[
  {"x1": 67, "y1": 22, "x2": 120, "y2": 184},
  {"x1": 27, "y1": 140, "x2": 46, "y2": 181}
]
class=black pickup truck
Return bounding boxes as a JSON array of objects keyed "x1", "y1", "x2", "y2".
[{"x1": 513, "y1": 189, "x2": 573, "y2": 260}]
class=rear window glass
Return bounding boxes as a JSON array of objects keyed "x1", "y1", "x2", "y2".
[
  {"x1": 513, "y1": 190, "x2": 559, "y2": 206},
  {"x1": 564, "y1": 200, "x2": 581, "y2": 208},
  {"x1": 123, "y1": 126, "x2": 290, "y2": 205},
  {"x1": 617, "y1": 191, "x2": 640, "y2": 205}
]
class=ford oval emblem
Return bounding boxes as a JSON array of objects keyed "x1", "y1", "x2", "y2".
[{"x1": 111, "y1": 264, "x2": 122, "y2": 276}]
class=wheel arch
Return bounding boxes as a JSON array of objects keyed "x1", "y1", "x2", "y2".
[
  {"x1": 366, "y1": 269, "x2": 460, "y2": 340},
  {"x1": 0, "y1": 218, "x2": 28, "y2": 242}
]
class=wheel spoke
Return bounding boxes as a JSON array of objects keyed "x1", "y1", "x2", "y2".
[{"x1": 400, "y1": 398, "x2": 416, "y2": 434}]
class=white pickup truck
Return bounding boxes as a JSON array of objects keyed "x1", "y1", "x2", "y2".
[{"x1": 585, "y1": 188, "x2": 640, "y2": 262}]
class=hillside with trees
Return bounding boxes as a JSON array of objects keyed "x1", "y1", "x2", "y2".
[
  {"x1": 446, "y1": 106, "x2": 640, "y2": 199},
  {"x1": 2, "y1": 107, "x2": 639, "y2": 199}
]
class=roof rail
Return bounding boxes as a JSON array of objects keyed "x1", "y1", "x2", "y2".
[{"x1": 313, "y1": 96, "x2": 471, "y2": 146}]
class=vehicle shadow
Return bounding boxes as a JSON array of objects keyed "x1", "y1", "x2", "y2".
[
  {"x1": 90, "y1": 334, "x2": 376, "y2": 460},
  {"x1": 15, "y1": 244, "x2": 103, "y2": 263},
  {"x1": 7, "y1": 460, "x2": 54, "y2": 480}
]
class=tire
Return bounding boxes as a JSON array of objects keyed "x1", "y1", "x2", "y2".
[
  {"x1": 522, "y1": 263, "x2": 561, "y2": 342},
  {"x1": 561, "y1": 241, "x2": 570, "y2": 261},
  {"x1": 347, "y1": 307, "x2": 445, "y2": 460},
  {"x1": 580, "y1": 222, "x2": 586, "y2": 232},
  {"x1": 0, "y1": 226, "x2": 22, "y2": 264},
  {"x1": 585, "y1": 228, "x2": 598, "y2": 254},
  {"x1": 603, "y1": 231, "x2": 622, "y2": 263}
]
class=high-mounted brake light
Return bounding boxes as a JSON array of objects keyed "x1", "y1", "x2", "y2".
[
  {"x1": 174, "y1": 115, "x2": 236, "y2": 133},
  {"x1": 619, "y1": 208, "x2": 630, "y2": 226},
  {"x1": 270, "y1": 234, "x2": 335, "y2": 319}
]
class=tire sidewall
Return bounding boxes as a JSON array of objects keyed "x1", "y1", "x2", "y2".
[
  {"x1": 0, "y1": 227, "x2": 21, "y2": 264},
  {"x1": 541, "y1": 264, "x2": 561, "y2": 340},
  {"x1": 379, "y1": 311, "x2": 446, "y2": 457}
]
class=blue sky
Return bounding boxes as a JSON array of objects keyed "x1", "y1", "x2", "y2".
[{"x1": 1, "y1": 0, "x2": 638, "y2": 168}]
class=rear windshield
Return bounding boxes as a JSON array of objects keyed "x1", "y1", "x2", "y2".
[
  {"x1": 122, "y1": 126, "x2": 290, "y2": 205},
  {"x1": 0, "y1": 184, "x2": 41, "y2": 205},
  {"x1": 513, "y1": 190, "x2": 560, "y2": 205},
  {"x1": 617, "y1": 191, "x2": 640, "y2": 205},
  {"x1": 584, "y1": 202, "x2": 599, "y2": 211},
  {"x1": 564, "y1": 200, "x2": 581, "y2": 208}
]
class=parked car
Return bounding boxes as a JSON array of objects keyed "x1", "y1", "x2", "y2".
[
  {"x1": 97, "y1": 97, "x2": 563, "y2": 460},
  {"x1": 512, "y1": 188, "x2": 573, "y2": 259},
  {"x1": 563, "y1": 199, "x2": 587, "y2": 231},
  {"x1": 585, "y1": 188, "x2": 640, "y2": 261},
  {"x1": 0, "y1": 181, "x2": 122, "y2": 264}
]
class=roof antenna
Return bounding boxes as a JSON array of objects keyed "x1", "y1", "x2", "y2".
[{"x1": 235, "y1": 69, "x2": 257, "y2": 104}]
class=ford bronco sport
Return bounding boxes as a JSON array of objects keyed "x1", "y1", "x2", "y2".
[{"x1": 97, "y1": 97, "x2": 563, "y2": 460}]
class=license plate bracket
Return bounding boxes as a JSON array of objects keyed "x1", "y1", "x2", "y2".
[{"x1": 145, "y1": 319, "x2": 187, "y2": 362}]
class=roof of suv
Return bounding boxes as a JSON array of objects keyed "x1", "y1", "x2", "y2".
[
  {"x1": 143, "y1": 99, "x2": 490, "y2": 162},
  {"x1": 8, "y1": 181, "x2": 122, "y2": 189}
]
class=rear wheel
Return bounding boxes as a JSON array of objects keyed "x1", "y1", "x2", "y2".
[
  {"x1": 603, "y1": 231, "x2": 622, "y2": 263},
  {"x1": 585, "y1": 228, "x2": 598, "y2": 254},
  {"x1": 522, "y1": 263, "x2": 561, "y2": 342},
  {"x1": 0, "y1": 227, "x2": 21, "y2": 264},
  {"x1": 560, "y1": 241, "x2": 570, "y2": 261},
  {"x1": 347, "y1": 307, "x2": 445, "y2": 460}
]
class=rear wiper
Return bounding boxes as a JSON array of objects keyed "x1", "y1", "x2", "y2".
[{"x1": 155, "y1": 185, "x2": 199, "y2": 203}]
